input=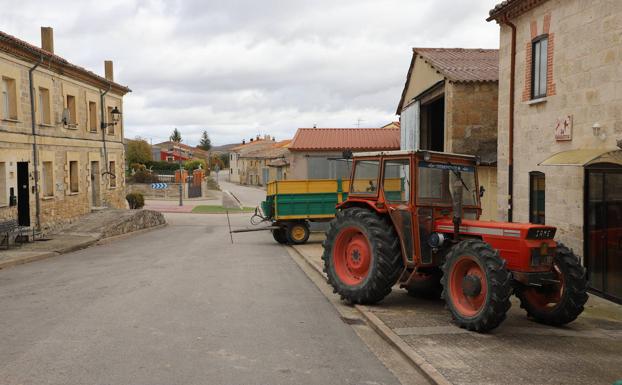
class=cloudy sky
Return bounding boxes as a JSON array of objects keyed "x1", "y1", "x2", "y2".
[{"x1": 3, "y1": 0, "x2": 500, "y2": 146}]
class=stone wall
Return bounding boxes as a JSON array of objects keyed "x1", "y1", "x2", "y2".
[
  {"x1": 496, "y1": 0, "x2": 622, "y2": 255},
  {"x1": 0, "y1": 50, "x2": 127, "y2": 232},
  {"x1": 446, "y1": 81, "x2": 499, "y2": 160}
]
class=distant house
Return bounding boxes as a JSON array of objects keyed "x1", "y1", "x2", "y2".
[
  {"x1": 152, "y1": 141, "x2": 209, "y2": 163},
  {"x1": 229, "y1": 135, "x2": 280, "y2": 184},
  {"x1": 396, "y1": 47, "x2": 499, "y2": 220},
  {"x1": 288, "y1": 127, "x2": 400, "y2": 180},
  {"x1": 239, "y1": 139, "x2": 291, "y2": 186}
]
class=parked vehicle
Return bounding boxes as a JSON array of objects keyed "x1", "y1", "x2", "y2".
[
  {"x1": 322, "y1": 150, "x2": 588, "y2": 332},
  {"x1": 258, "y1": 179, "x2": 350, "y2": 244}
]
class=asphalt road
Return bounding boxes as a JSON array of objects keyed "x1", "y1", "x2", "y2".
[
  {"x1": 0, "y1": 213, "x2": 401, "y2": 385},
  {"x1": 217, "y1": 170, "x2": 266, "y2": 208}
]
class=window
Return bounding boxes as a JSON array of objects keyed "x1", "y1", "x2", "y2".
[
  {"x1": 2, "y1": 77, "x2": 17, "y2": 120},
  {"x1": 350, "y1": 160, "x2": 380, "y2": 194},
  {"x1": 532, "y1": 36, "x2": 548, "y2": 99},
  {"x1": 66, "y1": 95, "x2": 77, "y2": 126},
  {"x1": 107, "y1": 106, "x2": 115, "y2": 135},
  {"x1": 529, "y1": 171, "x2": 545, "y2": 224},
  {"x1": 383, "y1": 159, "x2": 411, "y2": 203},
  {"x1": 88, "y1": 101, "x2": 98, "y2": 132},
  {"x1": 417, "y1": 162, "x2": 477, "y2": 206},
  {"x1": 0, "y1": 162, "x2": 6, "y2": 206},
  {"x1": 42, "y1": 161, "x2": 54, "y2": 197},
  {"x1": 69, "y1": 161, "x2": 79, "y2": 193},
  {"x1": 38, "y1": 87, "x2": 51, "y2": 125},
  {"x1": 109, "y1": 161, "x2": 116, "y2": 188}
]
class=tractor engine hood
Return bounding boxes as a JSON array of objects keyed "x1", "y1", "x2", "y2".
[{"x1": 434, "y1": 219, "x2": 557, "y2": 240}]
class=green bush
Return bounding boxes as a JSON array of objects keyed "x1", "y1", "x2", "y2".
[
  {"x1": 145, "y1": 160, "x2": 180, "y2": 171},
  {"x1": 126, "y1": 192, "x2": 145, "y2": 209},
  {"x1": 129, "y1": 169, "x2": 160, "y2": 183},
  {"x1": 183, "y1": 159, "x2": 207, "y2": 171}
]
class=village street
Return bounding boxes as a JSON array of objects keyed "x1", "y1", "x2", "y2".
[{"x1": 0, "y1": 211, "x2": 422, "y2": 385}]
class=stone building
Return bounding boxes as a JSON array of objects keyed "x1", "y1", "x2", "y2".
[
  {"x1": 288, "y1": 127, "x2": 400, "y2": 180},
  {"x1": 488, "y1": 0, "x2": 622, "y2": 301},
  {"x1": 229, "y1": 135, "x2": 276, "y2": 184},
  {"x1": 396, "y1": 48, "x2": 499, "y2": 220},
  {"x1": 0, "y1": 27, "x2": 130, "y2": 233}
]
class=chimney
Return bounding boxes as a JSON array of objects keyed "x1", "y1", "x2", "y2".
[
  {"x1": 41, "y1": 27, "x2": 54, "y2": 53},
  {"x1": 242, "y1": 139, "x2": 246, "y2": 144},
  {"x1": 105, "y1": 60, "x2": 114, "y2": 82}
]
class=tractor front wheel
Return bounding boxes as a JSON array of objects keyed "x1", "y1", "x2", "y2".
[
  {"x1": 441, "y1": 239, "x2": 512, "y2": 332},
  {"x1": 515, "y1": 244, "x2": 588, "y2": 326},
  {"x1": 322, "y1": 208, "x2": 402, "y2": 304}
]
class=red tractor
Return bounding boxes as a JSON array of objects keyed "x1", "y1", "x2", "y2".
[{"x1": 322, "y1": 150, "x2": 588, "y2": 332}]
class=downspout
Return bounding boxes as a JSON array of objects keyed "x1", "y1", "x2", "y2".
[
  {"x1": 501, "y1": 15, "x2": 517, "y2": 222},
  {"x1": 100, "y1": 84, "x2": 111, "y2": 195},
  {"x1": 28, "y1": 57, "x2": 43, "y2": 231}
]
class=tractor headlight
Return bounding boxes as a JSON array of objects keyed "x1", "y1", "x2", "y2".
[{"x1": 428, "y1": 233, "x2": 446, "y2": 248}]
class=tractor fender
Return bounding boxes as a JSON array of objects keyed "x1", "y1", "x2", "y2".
[{"x1": 336, "y1": 198, "x2": 387, "y2": 214}]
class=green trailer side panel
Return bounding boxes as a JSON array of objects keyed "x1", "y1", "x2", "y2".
[{"x1": 261, "y1": 192, "x2": 348, "y2": 221}]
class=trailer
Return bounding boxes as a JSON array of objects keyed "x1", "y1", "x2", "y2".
[{"x1": 257, "y1": 179, "x2": 351, "y2": 244}]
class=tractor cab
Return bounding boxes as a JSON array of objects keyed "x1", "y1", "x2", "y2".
[
  {"x1": 341, "y1": 150, "x2": 481, "y2": 266},
  {"x1": 324, "y1": 149, "x2": 588, "y2": 332}
]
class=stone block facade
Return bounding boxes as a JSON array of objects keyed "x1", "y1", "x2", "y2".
[
  {"x1": 0, "y1": 28, "x2": 129, "y2": 233},
  {"x1": 494, "y1": 0, "x2": 622, "y2": 256}
]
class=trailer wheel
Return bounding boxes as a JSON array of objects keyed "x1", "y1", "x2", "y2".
[
  {"x1": 515, "y1": 244, "x2": 588, "y2": 326},
  {"x1": 272, "y1": 228, "x2": 287, "y2": 244},
  {"x1": 322, "y1": 207, "x2": 402, "y2": 304},
  {"x1": 285, "y1": 222, "x2": 310, "y2": 245},
  {"x1": 442, "y1": 239, "x2": 512, "y2": 332}
]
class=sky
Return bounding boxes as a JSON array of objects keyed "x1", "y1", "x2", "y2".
[{"x1": 2, "y1": 0, "x2": 501, "y2": 146}]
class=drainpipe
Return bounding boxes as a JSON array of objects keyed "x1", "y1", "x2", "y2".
[
  {"x1": 100, "y1": 84, "x2": 111, "y2": 205},
  {"x1": 28, "y1": 57, "x2": 43, "y2": 232},
  {"x1": 501, "y1": 15, "x2": 517, "y2": 222}
]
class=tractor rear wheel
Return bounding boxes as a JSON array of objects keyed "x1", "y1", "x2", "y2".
[
  {"x1": 272, "y1": 228, "x2": 287, "y2": 244},
  {"x1": 441, "y1": 239, "x2": 512, "y2": 332},
  {"x1": 285, "y1": 222, "x2": 310, "y2": 244},
  {"x1": 515, "y1": 244, "x2": 588, "y2": 326},
  {"x1": 322, "y1": 207, "x2": 402, "y2": 304}
]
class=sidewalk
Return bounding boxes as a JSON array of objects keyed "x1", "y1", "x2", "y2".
[
  {"x1": 293, "y1": 234, "x2": 622, "y2": 385},
  {"x1": 0, "y1": 209, "x2": 166, "y2": 270}
]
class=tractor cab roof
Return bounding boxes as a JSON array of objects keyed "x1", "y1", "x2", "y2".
[{"x1": 353, "y1": 150, "x2": 480, "y2": 164}]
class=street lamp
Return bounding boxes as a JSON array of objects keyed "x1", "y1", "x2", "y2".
[{"x1": 102, "y1": 106, "x2": 122, "y2": 129}]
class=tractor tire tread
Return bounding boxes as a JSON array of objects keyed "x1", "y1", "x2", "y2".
[
  {"x1": 441, "y1": 239, "x2": 512, "y2": 332},
  {"x1": 322, "y1": 207, "x2": 402, "y2": 304}
]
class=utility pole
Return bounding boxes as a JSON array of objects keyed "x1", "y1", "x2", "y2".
[{"x1": 178, "y1": 145, "x2": 183, "y2": 207}]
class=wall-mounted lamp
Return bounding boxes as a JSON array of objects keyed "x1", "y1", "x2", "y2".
[
  {"x1": 592, "y1": 122, "x2": 607, "y2": 141},
  {"x1": 101, "y1": 106, "x2": 122, "y2": 129}
]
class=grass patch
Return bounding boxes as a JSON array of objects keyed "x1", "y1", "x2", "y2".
[{"x1": 191, "y1": 205, "x2": 255, "y2": 214}]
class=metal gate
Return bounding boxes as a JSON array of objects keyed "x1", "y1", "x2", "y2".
[{"x1": 187, "y1": 176, "x2": 202, "y2": 198}]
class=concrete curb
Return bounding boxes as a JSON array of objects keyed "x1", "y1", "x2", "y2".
[
  {"x1": 0, "y1": 251, "x2": 59, "y2": 270},
  {"x1": 289, "y1": 244, "x2": 452, "y2": 385}
]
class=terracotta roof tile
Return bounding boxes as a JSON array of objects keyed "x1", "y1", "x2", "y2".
[
  {"x1": 0, "y1": 30, "x2": 131, "y2": 93},
  {"x1": 289, "y1": 128, "x2": 400, "y2": 152},
  {"x1": 414, "y1": 48, "x2": 499, "y2": 83}
]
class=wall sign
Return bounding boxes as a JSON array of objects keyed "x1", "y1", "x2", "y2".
[{"x1": 555, "y1": 115, "x2": 572, "y2": 141}]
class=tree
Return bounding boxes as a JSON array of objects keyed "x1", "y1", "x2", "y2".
[
  {"x1": 170, "y1": 128, "x2": 182, "y2": 143},
  {"x1": 198, "y1": 130, "x2": 212, "y2": 151},
  {"x1": 126, "y1": 137, "x2": 152, "y2": 165}
]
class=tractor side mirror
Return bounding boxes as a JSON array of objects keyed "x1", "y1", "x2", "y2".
[{"x1": 479, "y1": 185, "x2": 486, "y2": 198}]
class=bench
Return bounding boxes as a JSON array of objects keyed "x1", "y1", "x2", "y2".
[{"x1": 0, "y1": 219, "x2": 23, "y2": 249}]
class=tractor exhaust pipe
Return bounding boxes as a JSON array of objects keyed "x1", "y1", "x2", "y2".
[{"x1": 452, "y1": 178, "x2": 463, "y2": 241}]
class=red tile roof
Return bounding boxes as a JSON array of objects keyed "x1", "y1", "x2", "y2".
[
  {"x1": 414, "y1": 48, "x2": 499, "y2": 83},
  {"x1": 0, "y1": 30, "x2": 131, "y2": 95},
  {"x1": 487, "y1": 0, "x2": 549, "y2": 22},
  {"x1": 397, "y1": 48, "x2": 499, "y2": 113},
  {"x1": 289, "y1": 128, "x2": 400, "y2": 152}
]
